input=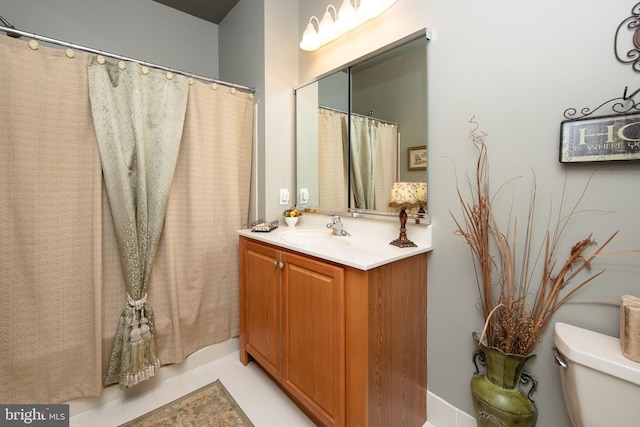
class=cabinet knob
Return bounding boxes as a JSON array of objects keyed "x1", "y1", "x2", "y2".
[
  {"x1": 272, "y1": 260, "x2": 278, "y2": 267},
  {"x1": 278, "y1": 262, "x2": 284, "y2": 269}
]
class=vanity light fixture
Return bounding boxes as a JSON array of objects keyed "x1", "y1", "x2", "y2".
[
  {"x1": 337, "y1": 0, "x2": 359, "y2": 33},
  {"x1": 300, "y1": 17, "x2": 322, "y2": 51},
  {"x1": 357, "y1": 0, "x2": 383, "y2": 22},
  {"x1": 299, "y1": 0, "x2": 398, "y2": 51},
  {"x1": 318, "y1": 5, "x2": 339, "y2": 44}
]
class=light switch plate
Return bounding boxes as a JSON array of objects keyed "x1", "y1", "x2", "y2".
[
  {"x1": 279, "y1": 189, "x2": 289, "y2": 206},
  {"x1": 300, "y1": 188, "x2": 309, "y2": 204}
]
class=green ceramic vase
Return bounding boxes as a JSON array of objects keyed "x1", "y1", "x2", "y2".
[{"x1": 470, "y1": 342, "x2": 538, "y2": 427}]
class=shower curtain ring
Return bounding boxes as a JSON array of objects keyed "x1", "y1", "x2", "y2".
[
  {"x1": 28, "y1": 34, "x2": 39, "y2": 50},
  {"x1": 65, "y1": 41, "x2": 75, "y2": 58}
]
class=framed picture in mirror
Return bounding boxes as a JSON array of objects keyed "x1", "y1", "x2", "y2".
[{"x1": 408, "y1": 145, "x2": 427, "y2": 171}]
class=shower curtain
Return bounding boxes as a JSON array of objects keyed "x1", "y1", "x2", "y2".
[
  {"x1": 0, "y1": 35, "x2": 254, "y2": 403},
  {"x1": 318, "y1": 107, "x2": 398, "y2": 210},
  {"x1": 373, "y1": 122, "x2": 398, "y2": 210},
  {"x1": 350, "y1": 115, "x2": 378, "y2": 210},
  {"x1": 318, "y1": 108, "x2": 348, "y2": 209},
  {"x1": 88, "y1": 58, "x2": 189, "y2": 389}
]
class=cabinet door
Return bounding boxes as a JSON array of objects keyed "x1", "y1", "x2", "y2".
[
  {"x1": 241, "y1": 240, "x2": 281, "y2": 377},
  {"x1": 281, "y1": 251, "x2": 345, "y2": 427}
]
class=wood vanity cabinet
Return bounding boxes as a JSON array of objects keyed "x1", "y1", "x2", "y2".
[{"x1": 239, "y1": 236, "x2": 427, "y2": 427}]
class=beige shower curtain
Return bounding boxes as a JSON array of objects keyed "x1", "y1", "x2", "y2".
[
  {"x1": 0, "y1": 35, "x2": 254, "y2": 403},
  {"x1": 318, "y1": 107, "x2": 348, "y2": 210},
  {"x1": 317, "y1": 107, "x2": 398, "y2": 211},
  {"x1": 150, "y1": 80, "x2": 254, "y2": 364},
  {"x1": 374, "y1": 122, "x2": 398, "y2": 210},
  {"x1": 0, "y1": 36, "x2": 104, "y2": 404}
]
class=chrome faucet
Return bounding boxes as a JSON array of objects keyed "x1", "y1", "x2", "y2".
[{"x1": 327, "y1": 215, "x2": 350, "y2": 236}]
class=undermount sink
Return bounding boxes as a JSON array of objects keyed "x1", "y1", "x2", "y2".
[{"x1": 280, "y1": 229, "x2": 351, "y2": 248}]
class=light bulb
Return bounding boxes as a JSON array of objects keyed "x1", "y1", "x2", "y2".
[
  {"x1": 338, "y1": 0, "x2": 359, "y2": 32},
  {"x1": 299, "y1": 20, "x2": 321, "y2": 51},
  {"x1": 357, "y1": 0, "x2": 382, "y2": 22},
  {"x1": 318, "y1": 8, "x2": 338, "y2": 44}
]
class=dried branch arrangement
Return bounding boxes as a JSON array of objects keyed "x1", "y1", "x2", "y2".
[{"x1": 451, "y1": 118, "x2": 628, "y2": 356}]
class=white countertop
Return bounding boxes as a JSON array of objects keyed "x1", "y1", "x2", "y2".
[{"x1": 237, "y1": 213, "x2": 433, "y2": 270}]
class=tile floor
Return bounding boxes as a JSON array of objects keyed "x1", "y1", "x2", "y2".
[{"x1": 70, "y1": 351, "x2": 316, "y2": 427}]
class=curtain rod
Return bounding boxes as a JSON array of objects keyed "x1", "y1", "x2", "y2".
[
  {"x1": 319, "y1": 105, "x2": 397, "y2": 126},
  {"x1": 0, "y1": 23, "x2": 255, "y2": 93}
]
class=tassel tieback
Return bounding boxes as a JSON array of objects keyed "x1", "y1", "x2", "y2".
[
  {"x1": 120, "y1": 291, "x2": 160, "y2": 389},
  {"x1": 127, "y1": 292, "x2": 150, "y2": 342}
]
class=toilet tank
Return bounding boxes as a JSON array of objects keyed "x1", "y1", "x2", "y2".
[{"x1": 553, "y1": 322, "x2": 640, "y2": 427}]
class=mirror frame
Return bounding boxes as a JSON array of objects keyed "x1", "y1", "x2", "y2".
[{"x1": 294, "y1": 30, "x2": 431, "y2": 224}]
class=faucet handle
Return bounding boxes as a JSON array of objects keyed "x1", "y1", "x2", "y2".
[{"x1": 330, "y1": 215, "x2": 341, "y2": 224}]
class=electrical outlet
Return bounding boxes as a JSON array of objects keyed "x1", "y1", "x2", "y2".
[{"x1": 279, "y1": 189, "x2": 289, "y2": 206}]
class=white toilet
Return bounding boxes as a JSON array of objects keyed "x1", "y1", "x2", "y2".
[{"x1": 552, "y1": 322, "x2": 640, "y2": 427}]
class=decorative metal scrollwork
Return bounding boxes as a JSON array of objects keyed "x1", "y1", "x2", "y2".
[
  {"x1": 615, "y1": 2, "x2": 640, "y2": 72},
  {"x1": 563, "y1": 91, "x2": 640, "y2": 119},
  {"x1": 520, "y1": 370, "x2": 539, "y2": 402},
  {"x1": 563, "y1": 4, "x2": 640, "y2": 120},
  {"x1": 472, "y1": 349, "x2": 486, "y2": 374}
]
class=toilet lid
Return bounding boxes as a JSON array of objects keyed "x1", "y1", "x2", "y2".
[{"x1": 553, "y1": 322, "x2": 640, "y2": 386}]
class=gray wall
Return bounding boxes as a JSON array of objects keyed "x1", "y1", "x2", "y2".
[
  {"x1": 426, "y1": 2, "x2": 638, "y2": 425},
  {"x1": 1, "y1": 0, "x2": 219, "y2": 77},
  {"x1": 219, "y1": 0, "x2": 265, "y2": 222},
  {"x1": 351, "y1": 44, "x2": 427, "y2": 182},
  {"x1": 262, "y1": 0, "x2": 298, "y2": 221},
  {"x1": 4, "y1": 1, "x2": 639, "y2": 426},
  {"x1": 295, "y1": 1, "x2": 640, "y2": 426},
  {"x1": 221, "y1": 0, "x2": 298, "y2": 223}
]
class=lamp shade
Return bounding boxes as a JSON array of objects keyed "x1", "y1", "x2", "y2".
[
  {"x1": 416, "y1": 182, "x2": 427, "y2": 208},
  {"x1": 388, "y1": 182, "x2": 422, "y2": 210},
  {"x1": 338, "y1": 0, "x2": 359, "y2": 32},
  {"x1": 299, "y1": 20, "x2": 321, "y2": 51},
  {"x1": 357, "y1": 0, "x2": 382, "y2": 22},
  {"x1": 318, "y1": 8, "x2": 339, "y2": 43},
  {"x1": 299, "y1": 0, "x2": 397, "y2": 51}
]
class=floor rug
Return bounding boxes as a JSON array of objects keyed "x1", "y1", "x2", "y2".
[{"x1": 120, "y1": 380, "x2": 254, "y2": 426}]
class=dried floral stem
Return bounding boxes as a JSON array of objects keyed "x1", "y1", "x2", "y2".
[{"x1": 451, "y1": 117, "x2": 633, "y2": 356}]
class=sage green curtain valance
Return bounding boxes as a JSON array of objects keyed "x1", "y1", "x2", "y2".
[
  {"x1": 88, "y1": 58, "x2": 188, "y2": 389},
  {"x1": 350, "y1": 116, "x2": 378, "y2": 210}
]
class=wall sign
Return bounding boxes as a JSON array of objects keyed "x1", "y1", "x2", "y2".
[{"x1": 560, "y1": 113, "x2": 640, "y2": 162}]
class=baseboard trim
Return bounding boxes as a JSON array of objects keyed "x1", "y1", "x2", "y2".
[{"x1": 427, "y1": 390, "x2": 476, "y2": 427}]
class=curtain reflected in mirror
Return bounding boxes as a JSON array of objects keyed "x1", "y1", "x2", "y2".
[
  {"x1": 296, "y1": 33, "x2": 427, "y2": 219},
  {"x1": 317, "y1": 107, "x2": 397, "y2": 211},
  {"x1": 318, "y1": 107, "x2": 348, "y2": 209}
]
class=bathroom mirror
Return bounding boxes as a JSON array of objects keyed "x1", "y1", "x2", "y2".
[{"x1": 295, "y1": 34, "x2": 428, "y2": 220}]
